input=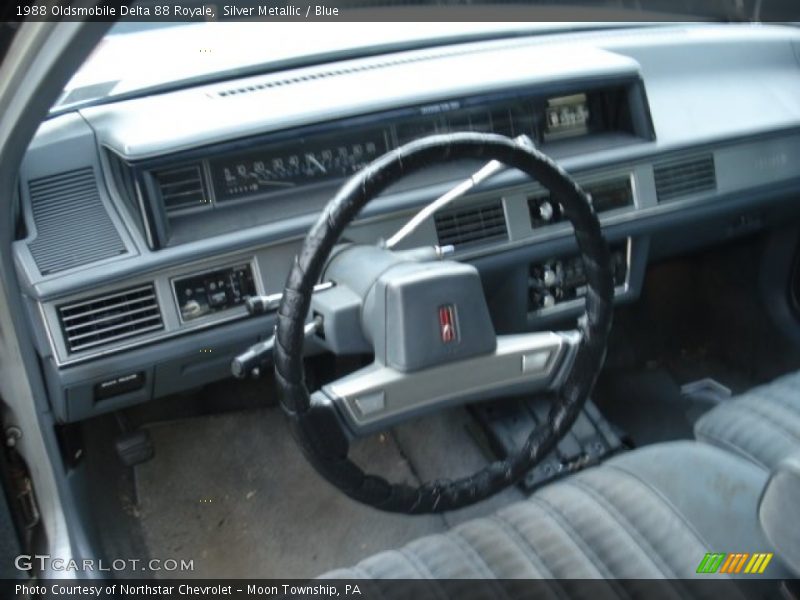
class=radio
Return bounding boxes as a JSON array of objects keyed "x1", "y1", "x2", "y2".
[
  {"x1": 529, "y1": 243, "x2": 629, "y2": 313},
  {"x1": 173, "y1": 263, "x2": 257, "y2": 322},
  {"x1": 528, "y1": 175, "x2": 634, "y2": 229}
]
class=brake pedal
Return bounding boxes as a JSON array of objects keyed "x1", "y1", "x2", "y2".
[{"x1": 115, "y1": 430, "x2": 154, "y2": 467}]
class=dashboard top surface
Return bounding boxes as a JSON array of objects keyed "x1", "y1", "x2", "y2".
[{"x1": 65, "y1": 24, "x2": 800, "y2": 160}]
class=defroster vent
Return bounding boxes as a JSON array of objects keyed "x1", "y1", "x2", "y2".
[
  {"x1": 434, "y1": 200, "x2": 508, "y2": 248},
  {"x1": 653, "y1": 153, "x2": 716, "y2": 202},
  {"x1": 27, "y1": 168, "x2": 127, "y2": 275},
  {"x1": 58, "y1": 284, "x2": 163, "y2": 354}
]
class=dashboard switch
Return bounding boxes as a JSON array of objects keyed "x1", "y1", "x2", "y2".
[
  {"x1": 542, "y1": 268, "x2": 557, "y2": 287},
  {"x1": 529, "y1": 243, "x2": 628, "y2": 313},
  {"x1": 173, "y1": 262, "x2": 257, "y2": 322},
  {"x1": 208, "y1": 290, "x2": 228, "y2": 308},
  {"x1": 539, "y1": 201, "x2": 555, "y2": 222}
]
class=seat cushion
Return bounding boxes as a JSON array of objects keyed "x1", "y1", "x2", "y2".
[
  {"x1": 321, "y1": 441, "x2": 785, "y2": 583},
  {"x1": 695, "y1": 370, "x2": 800, "y2": 470},
  {"x1": 759, "y1": 454, "x2": 800, "y2": 576}
]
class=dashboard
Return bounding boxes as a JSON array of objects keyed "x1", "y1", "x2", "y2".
[
  {"x1": 165, "y1": 87, "x2": 622, "y2": 205},
  {"x1": 12, "y1": 23, "x2": 800, "y2": 423},
  {"x1": 106, "y1": 77, "x2": 650, "y2": 249}
]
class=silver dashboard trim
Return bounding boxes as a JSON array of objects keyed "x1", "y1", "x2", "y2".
[{"x1": 323, "y1": 330, "x2": 578, "y2": 437}]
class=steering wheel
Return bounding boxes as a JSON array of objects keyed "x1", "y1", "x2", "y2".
[{"x1": 273, "y1": 132, "x2": 614, "y2": 514}]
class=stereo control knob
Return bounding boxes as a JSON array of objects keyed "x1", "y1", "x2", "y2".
[
  {"x1": 181, "y1": 300, "x2": 202, "y2": 319},
  {"x1": 539, "y1": 201, "x2": 554, "y2": 222}
]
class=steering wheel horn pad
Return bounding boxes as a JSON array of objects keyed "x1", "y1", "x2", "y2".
[{"x1": 274, "y1": 132, "x2": 614, "y2": 514}]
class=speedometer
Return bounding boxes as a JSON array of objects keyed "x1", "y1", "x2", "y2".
[{"x1": 210, "y1": 129, "x2": 388, "y2": 201}]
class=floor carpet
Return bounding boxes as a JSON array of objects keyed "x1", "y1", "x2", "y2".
[{"x1": 135, "y1": 407, "x2": 447, "y2": 578}]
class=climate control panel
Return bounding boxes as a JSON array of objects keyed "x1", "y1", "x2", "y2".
[
  {"x1": 529, "y1": 242, "x2": 629, "y2": 313},
  {"x1": 173, "y1": 262, "x2": 257, "y2": 322}
]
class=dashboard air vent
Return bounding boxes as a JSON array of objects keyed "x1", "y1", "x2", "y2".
[
  {"x1": 653, "y1": 153, "x2": 716, "y2": 202},
  {"x1": 27, "y1": 168, "x2": 127, "y2": 276},
  {"x1": 58, "y1": 284, "x2": 163, "y2": 354},
  {"x1": 154, "y1": 164, "x2": 209, "y2": 213},
  {"x1": 435, "y1": 200, "x2": 508, "y2": 248}
]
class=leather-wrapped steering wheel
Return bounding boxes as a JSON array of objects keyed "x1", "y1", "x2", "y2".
[{"x1": 274, "y1": 132, "x2": 614, "y2": 514}]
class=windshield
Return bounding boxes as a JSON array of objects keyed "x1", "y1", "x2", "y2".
[{"x1": 54, "y1": 0, "x2": 780, "y2": 114}]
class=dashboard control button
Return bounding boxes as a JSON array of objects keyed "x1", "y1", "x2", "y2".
[
  {"x1": 174, "y1": 263, "x2": 257, "y2": 322},
  {"x1": 208, "y1": 291, "x2": 228, "y2": 307},
  {"x1": 543, "y1": 268, "x2": 557, "y2": 287},
  {"x1": 539, "y1": 201, "x2": 554, "y2": 222},
  {"x1": 529, "y1": 243, "x2": 628, "y2": 313},
  {"x1": 181, "y1": 300, "x2": 203, "y2": 319}
]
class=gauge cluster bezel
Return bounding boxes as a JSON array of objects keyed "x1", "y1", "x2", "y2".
[{"x1": 108, "y1": 76, "x2": 653, "y2": 250}]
